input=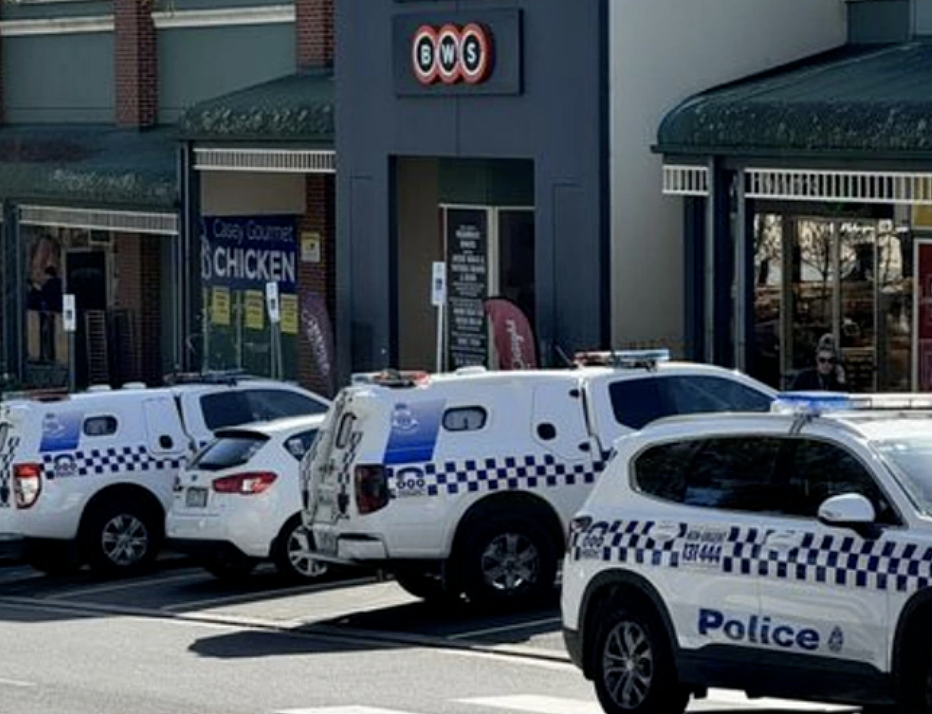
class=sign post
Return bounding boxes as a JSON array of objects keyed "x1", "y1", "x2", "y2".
[
  {"x1": 266, "y1": 281, "x2": 282, "y2": 380},
  {"x1": 62, "y1": 294, "x2": 76, "y2": 392},
  {"x1": 431, "y1": 261, "x2": 447, "y2": 372}
]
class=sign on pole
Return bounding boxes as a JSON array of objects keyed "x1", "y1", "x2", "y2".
[
  {"x1": 266, "y1": 282, "x2": 281, "y2": 324},
  {"x1": 431, "y1": 261, "x2": 446, "y2": 373},
  {"x1": 62, "y1": 294, "x2": 76, "y2": 333}
]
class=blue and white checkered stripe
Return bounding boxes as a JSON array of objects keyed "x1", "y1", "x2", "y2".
[
  {"x1": 389, "y1": 451, "x2": 609, "y2": 497},
  {"x1": 0, "y1": 435, "x2": 20, "y2": 508},
  {"x1": 571, "y1": 520, "x2": 932, "y2": 594},
  {"x1": 41, "y1": 444, "x2": 185, "y2": 479}
]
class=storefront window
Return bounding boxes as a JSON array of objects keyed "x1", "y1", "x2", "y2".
[{"x1": 751, "y1": 213, "x2": 913, "y2": 392}]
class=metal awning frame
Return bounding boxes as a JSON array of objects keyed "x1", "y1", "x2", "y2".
[
  {"x1": 18, "y1": 205, "x2": 179, "y2": 236},
  {"x1": 662, "y1": 165, "x2": 932, "y2": 205},
  {"x1": 193, "y1": 148, "x2": 335, "y2": 174}
]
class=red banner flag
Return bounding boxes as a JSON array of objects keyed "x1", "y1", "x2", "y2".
[{"x1": 484, "y1": 297, "x2": 538, "y2": 370}]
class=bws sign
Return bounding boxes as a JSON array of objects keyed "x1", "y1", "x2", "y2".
[
  {"x1": 412, "y1": 23, "x2": 493, "y2": 85},
  {"x1": 393, "y1": 10, "x2": 521, "y2": 96}
]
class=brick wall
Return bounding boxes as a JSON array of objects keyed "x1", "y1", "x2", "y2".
[
  {"x1": 296, "y1": 0, "x2": 334, "y2": 70},
  {"x1": 296, "y1": 174, "x2": 336, "y2": 397},
  {"x1": 115, "y1": 0, "x2": 157, "y2": 128}
]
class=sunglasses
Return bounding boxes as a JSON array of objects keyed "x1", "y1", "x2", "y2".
[{"x1": 818, "y1": 356, "x2": 836, "y2": 365}]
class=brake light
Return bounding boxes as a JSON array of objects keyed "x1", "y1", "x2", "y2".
[
  {"x1": 13, "y1": 463, "x2": 42, "y2": 509},
  {"x1": 212, "y1": 472, "x2": 277, "y2": 495},
  {"x1": 566, "y1": 515, "x2": 593, "y2": 553},
  {"x1": 355, "y1": 465, "x2": 389, "y2": 515}
]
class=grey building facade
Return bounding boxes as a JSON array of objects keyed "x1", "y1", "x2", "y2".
[{"x1": 335, "y1": 0, "x2": 610, "y2": 378}]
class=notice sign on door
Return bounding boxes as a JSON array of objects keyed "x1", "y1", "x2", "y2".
[{"x1": 446, "y1": 209, "x2": 488, "y2": 369}]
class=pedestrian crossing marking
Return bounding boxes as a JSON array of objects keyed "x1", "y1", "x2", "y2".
[{"x1": 456, "y1": 695, "x2": 601, "y2": 714}]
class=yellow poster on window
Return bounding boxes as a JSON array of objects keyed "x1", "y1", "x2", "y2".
[
  {"x1": 244, "y1": 290, "x2": 264, "y2": 331},
  {"x1": 211, "y1": 287, "x2": 230, "y2": 326},
  {"x1": 281, "y1": 294, "x2": 298, "y2": 335}
]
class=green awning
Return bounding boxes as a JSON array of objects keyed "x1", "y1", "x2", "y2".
[
  {"x1": 0, "y1": 125, "x2": 177, "y2": 209},
  {"x1": 178, "y1": 70, "x2": 334, "y2": 145},
  {"x1": 656, "y1": 42, "x2": 932, "y2": 159}
]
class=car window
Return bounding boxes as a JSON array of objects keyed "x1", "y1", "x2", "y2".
[
  {"x1": 191, "y1": 433, "x2": 269, "y2": 471},
  {"x1": 246, "y1": 389, "x2": 329, "y2": 421},
  {"x1": 660, "y1": 375, "x2": 772, "y2": 415},
  {"x1": 283, "y1": 429, "x2": 319, "y2": 462},
  {"x1": 609, "y1": 378, "x2": 666, "y2": 429},
  {"x1": 200, "y1": 392, "x2": 253, "y2": 431},
  {"x1": 636, "y1": 437, "x2": 782, "y2": 512},
  {"x1": 779, "y1": 438, "x2": 897, "y2": 524}
]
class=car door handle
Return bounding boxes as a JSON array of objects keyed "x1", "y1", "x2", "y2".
[{"x1": 764, "y1": 530, "x2": 804, "y2": 550}]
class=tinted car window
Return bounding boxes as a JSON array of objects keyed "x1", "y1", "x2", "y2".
[
  {"x1": 780, "y1": 439, "x2": 897, "y2": 523},
  {"x1": 191, "y1": 433, "x2": 269, "y2": 471},
  {"x1": 283, "y1": 429, "x2": 319, "y2": 462},
  {"x1": 247, "y1": 389, "x2": 329, "y2": 420},
  {"x1": 661, "y1": 376, "x2": 772, "y2": 415},
  {"x1": 609, "y1": 378, "x2": 665, "y2": 429},
  {"x1": 636, "y1": 437, "x2": 782, "y2": 512},
  {"x1": 201, "y1": 393, "x2": 253, "y2": 431}
]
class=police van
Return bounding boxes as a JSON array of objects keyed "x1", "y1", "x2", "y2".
[
  {"x1": 561, "y1": 393, "x2": 932, "y2": 714},
  {"x1": 302, "y1": 351, "x2": 776, "y2": 608},
  {"x1": 0, "y1": 374, "x2": 329, "y2": 576}
]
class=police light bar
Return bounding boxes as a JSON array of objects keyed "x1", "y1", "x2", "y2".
[
  {"x1": 351, "y1": 369, "x2": 430, "y2": 388},
  {"x1": 771, "y1": 392, "x2": 853, "y2": 414},
  {"x1": 574, "y1": 349, "x2": 671, "y2": 369}
]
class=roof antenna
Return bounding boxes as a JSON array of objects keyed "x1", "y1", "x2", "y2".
[{"x1": 554, "y1": 345, "x2": 575, "y2": 369}]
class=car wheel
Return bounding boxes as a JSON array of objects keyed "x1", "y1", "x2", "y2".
[
  {"x1": 273, "y1": 516, "x2": 328, "y2": 583},
  {"x1": 456, "y1": 514, "x2": 557, "y2": 609},
  {"x1": 592, "y1": 601, "x2": 689, "y2": 714},
  {"x1": 202, "y1": 550, "x2": 258, "y2": 582},
  {"x1": 23, "y1": 538, "x2": 81, "y2": 576},
  {"x1": 899, "y1": 642, "x2": 932, "y2": 714},
  {"x1": 82, "y1": 498, "x2": 161, "y2": 577}
]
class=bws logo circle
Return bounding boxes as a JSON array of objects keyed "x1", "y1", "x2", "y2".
[{"x1": 412, "y1": 23, "x2": 493, "y2": 86}]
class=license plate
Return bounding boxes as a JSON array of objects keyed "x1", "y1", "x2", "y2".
[{"x1": 185, "y1": 487, "x2": 208, "y2": 508}]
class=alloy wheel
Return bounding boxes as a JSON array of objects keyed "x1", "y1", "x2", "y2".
[
  {"x1": 101, "y1": 514, "x2": 149, "y2": 567},
  {"x1": 479, "y1": 532, "x2": 539, "y2": 592},
  {"x1": 602, "y1": 620, "x2": 654, "y2": 710}
]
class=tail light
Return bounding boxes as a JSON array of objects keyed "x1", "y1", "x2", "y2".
[
  {"x1": 566, "y1": 515, "x2": 593, "y2": 553},
  {"x1": 355, "y1": 465, "x2": 389, "y2": 515},
  {"x1": 212, "y1": 471, "x2": 277, "y2": 495},
  {"x1": 13, "y1": 463, "x2": 42, "y2": 509}
]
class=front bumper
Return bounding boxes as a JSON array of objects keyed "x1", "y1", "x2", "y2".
[{"x1": 563, "y1": 627, "x2": 584, "y2": 671}]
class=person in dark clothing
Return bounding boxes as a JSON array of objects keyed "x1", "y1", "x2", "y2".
[
  {"x1": 792, "y1": 337, "x2": 845, "y2": 391},
  {"x1": 35, "y1": 266, "x2": 63, "y2": 362}
]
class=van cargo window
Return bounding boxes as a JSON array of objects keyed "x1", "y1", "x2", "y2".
[
  {"x1": 83, "y1": 415, "x2": 117, "y2": 437},
  {"x1": 442, "y1": 407, "x2": 487, "y2": 432}
]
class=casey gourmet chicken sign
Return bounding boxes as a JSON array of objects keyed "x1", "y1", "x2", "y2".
[{"x1": 412, "y1": 23, "x2": 494, "y2": 85}]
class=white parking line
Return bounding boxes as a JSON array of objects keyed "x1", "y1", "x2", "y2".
[
  {"x1": 0, "y1": 677, "x2": 37, "y2": 688},
  {"x1": 448, "y1": 617, "x2": 562, "y2": 640},
  {"x1": 45, "y1": 570, "x2": 208, "y2": 600}
]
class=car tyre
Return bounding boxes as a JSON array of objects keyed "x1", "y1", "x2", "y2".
[
  {"x1": 592, "y1": 600, "x2": 689, "y2": 714},
  {"x1": 273, "y1": 516, "x2": 329, "y2": 583},
  {"x1": 82, "y1": 498, "x2": 161, "y2": 577},
  {"x1": 393, "y1": 567, "x2": 459, "y2": 604},
  {"x1": 455, "y1": 513, "x2": 557, "y2": 609},
  {"x1": 23, "y1": 538, "x2": 81, "y2": 576}
]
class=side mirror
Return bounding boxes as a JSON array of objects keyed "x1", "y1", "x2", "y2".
[{"x1": 817, "y1": 493, "x2": 876, "y2": 526}]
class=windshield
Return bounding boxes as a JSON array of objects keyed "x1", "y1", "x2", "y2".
[{"x1": 874, "y1": 436, "x2": 932, "y2": 513}]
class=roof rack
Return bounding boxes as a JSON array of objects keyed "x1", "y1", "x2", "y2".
[
  {"x1": 351, "y1": 369, "x2": 430, "y2": 389},
  {"x1": 163, "y1": 369, "x2": 250, "y2": 387},
  {"x1": 573, "y1": 349, "x2": 671, "y2": 370},
  {"x1": 1, "y1": 387, "x2": 70, "y2": 403}
]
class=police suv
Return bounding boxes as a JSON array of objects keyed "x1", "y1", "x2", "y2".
[
  {"x1": 302, "y1": 352, "x2": 775, "y2": 608},
  {"x1": 0, "y1": 374, "x2": 329, "y2": 576},
  {"x1": 562, "y1": 393, "x2": 932, "y2": 714}
]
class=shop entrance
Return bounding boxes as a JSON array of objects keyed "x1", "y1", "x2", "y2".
[
  {"x1": 65, "y1": 249, "x2": 109, "y2": 387},
  {"x1": 441, "y1": 205, "x2": 534, "y2": 370},
  {"x1": 752, "y1": 215, "x2": 912, "y2": 392}
]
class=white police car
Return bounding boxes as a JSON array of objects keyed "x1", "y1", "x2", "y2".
[
  {"x1": 0, "y1": 374, "x2": 329, "y2": 576},
  {"x1": 167, "y1": 414, "x2": 329, "y2": 582},
  {"x1": 561, "y1": 392, "x2": 932, "y2": 714},
  {"x1": 303, "y1": 352, "x2": 775, "y2": 608}
]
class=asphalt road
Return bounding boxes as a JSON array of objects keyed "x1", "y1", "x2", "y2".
[{"x1": 0, "y1": 558, "x2": 859, "y2": 714}]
